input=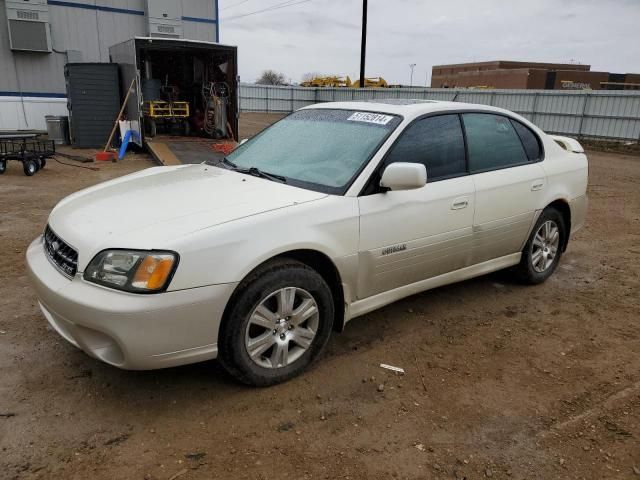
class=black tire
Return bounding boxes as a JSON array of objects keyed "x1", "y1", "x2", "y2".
[
  {"x1": 147, "y1": 119, "x2": 157, "y2": 138},
  {"x1": 23, "y1": 159, "x2": 37, "y2": 176},
  {"x1": 39, "y1": 157, "x2": 46, "y2": 169},
  {"x1": 34, "y1": 158, "x2": 42, "y2": 171},
  {"x1": 513, "y1": 207, "x2": 566, "y2": 284},
  {"x1": 218, "y1": 259, "x2": 334, "y2": 387},
  {"x1": 0, "y1": 160, "x2": 6, "y2": 174}
]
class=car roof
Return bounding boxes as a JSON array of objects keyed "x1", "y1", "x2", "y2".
[{"x1": 301, "y1": 99, "x2": 513, "y2": 120}]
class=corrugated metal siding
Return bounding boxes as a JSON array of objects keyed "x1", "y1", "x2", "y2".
[
  {"x1": 0, "y1": 0, "x2": 217, "y2": 95},
  {"x1": 240, "y1": 85, "x2": 640, "y2": 141},
  {"x1": 0, "y1": 96, "x2": 67, "y2": 130}
]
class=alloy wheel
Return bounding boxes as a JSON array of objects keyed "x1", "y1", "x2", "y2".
[
  {"x1": 244, "y1": 287, "x2": 319, "y2": 369},
  {"x1": 531, "y1": 220, "x2": 560, "y2": 273}
]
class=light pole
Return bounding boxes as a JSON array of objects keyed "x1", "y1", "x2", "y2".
[
  {"x1": 409, "y1": 63, "x2": 417, "y2": 87},
  {"x1": 359, "y1": 0, "x2": 368, "y2": 88}
]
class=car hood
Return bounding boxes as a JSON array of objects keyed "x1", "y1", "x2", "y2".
[{"x1": 48, "y1": 164, "x2": 327, "y2": 268}]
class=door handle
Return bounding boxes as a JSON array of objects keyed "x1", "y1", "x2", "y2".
[
  {"x1": 451, "y1": 197, "x2": 469, "y2": 210},
  {"x1": 531, "y1": 180, "x2": 545, "y2": 191}
]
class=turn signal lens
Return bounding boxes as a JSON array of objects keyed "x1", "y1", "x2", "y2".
[{"x1": 132, "y1": 255, "x2": 175, "y2": 290}]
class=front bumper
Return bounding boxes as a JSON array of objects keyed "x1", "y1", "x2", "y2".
[{"x1": 26, "y1": 236, "x2": 237, "y2": 370}]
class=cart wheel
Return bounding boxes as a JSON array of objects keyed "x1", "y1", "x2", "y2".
[
  {"x1": 34, "y1": 158, "x2": 42, "y2": 171},
  {"x1": 40, "y1": 157, "x2": 47, "y2": 169},
  {"x1": 183, "y1": 121, "x2": 191, "y2": 137},
  {"x1": 0, "y1": 160, "x2": 6, "y2": 174},
  {"x1": 23, "y1": 159, "x2": 38, "y2": 176},
  {"x1": 148, "y1": 119, "x2": 157, "y2": 138}
]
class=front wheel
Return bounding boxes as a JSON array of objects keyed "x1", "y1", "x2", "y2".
[
  {"x1": 0, "y1": 160, "x2": 6, "y2": 174},
  {"x1": 513, "y1": 208, "x2": 566, "y2": 284},
  {"x1": 218, "y1": 259, "x2": 334, "y2": 386}
]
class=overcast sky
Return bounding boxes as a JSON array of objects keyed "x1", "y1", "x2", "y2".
[{"x1": 219, "y1": 0, "x2": 640, "y2": 85}]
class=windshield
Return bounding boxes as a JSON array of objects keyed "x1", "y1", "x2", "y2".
[{"x1": 223, "y1": 109, "x2": 402, "y2": 194}]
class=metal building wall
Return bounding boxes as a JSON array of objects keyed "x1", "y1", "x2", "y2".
[
  {"x1": 240, "y1": 85, "x2": 640, "y2": 142},
  {"x1": 0, "y1": 0, "x2": 219, "y2": 130}
]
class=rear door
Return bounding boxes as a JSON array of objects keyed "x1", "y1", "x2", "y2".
[
  {"x1": 461, "y1": 113, "x2": 546, "y2": 264},
  {"x1": 357, "y1": 114, "x2": 475, "y2": 299}
]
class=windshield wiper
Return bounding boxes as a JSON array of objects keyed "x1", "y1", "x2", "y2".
[
  {"x1": 221, "y1": 157, "x2": 238, "y2": 169},
  {"x1": 242, "y1": 167, "x2": 287, "y2": 183},
  {"x1": 221, "y1": 158, "x2": 287, "y2": 183}
]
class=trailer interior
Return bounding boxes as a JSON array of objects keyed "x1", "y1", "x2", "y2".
[{"x1": 110, "y1": 38, "x2": 238, "y2": 165}]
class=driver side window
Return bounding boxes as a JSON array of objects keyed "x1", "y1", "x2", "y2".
[{"x1": 383, "y1": 114, "x2": 467, "y2": 182}]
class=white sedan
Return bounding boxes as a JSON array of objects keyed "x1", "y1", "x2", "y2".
[{"x1": 27, "y1": 100, "x2": 588, "y2": 386}]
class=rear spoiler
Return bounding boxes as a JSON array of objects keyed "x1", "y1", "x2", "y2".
[{"x1": 549, "y1": 135, "x2": 585, "y2": 154}]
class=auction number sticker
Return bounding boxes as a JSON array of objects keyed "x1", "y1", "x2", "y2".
[{"x1": 347, "y1": 112, "x2": 394, "y2": 125}]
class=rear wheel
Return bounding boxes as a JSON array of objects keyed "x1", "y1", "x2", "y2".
[
  {"x1": 39, "y1": 157, "x2": 46, "y2": 169},
  {"x1": 513, "y1": 208, "x2": 566, "y2": 284},
  {"x1": 218, "y1": 259, "x2": 334, "y2": 386},
  {"x1": 23, "y1": 159, "x2": 37, "y2": 176},
  {"x1": 0, "y1": 160, "x2": 6, "y2": 174}
]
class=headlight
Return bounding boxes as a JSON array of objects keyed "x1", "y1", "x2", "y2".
[{"x1": 84, "y1": 250, "x2": 178, "y2": 293}]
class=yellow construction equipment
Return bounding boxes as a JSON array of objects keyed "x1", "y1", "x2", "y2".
[
  {"x1": 300, "y1": 75, "x2": 390, "y2": 88},
  {"x1": 300, "y1": 76, "x2": 353, "y2": 87},
  {"x1": 350, "y1": 77, "x2": 389, "y2": 88}
]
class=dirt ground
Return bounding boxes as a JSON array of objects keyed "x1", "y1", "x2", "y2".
[{"x1": 1, "y1": 113, "x2": 639, "y2": 480}]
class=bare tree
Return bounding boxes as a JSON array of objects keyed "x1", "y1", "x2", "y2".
[{"x1": 256, "y1": 70, "x2": 287, "y2": 86}]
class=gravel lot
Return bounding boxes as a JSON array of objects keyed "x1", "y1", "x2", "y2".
[{"x1": 1, "y1": 114, "x2": 639, "y2": 479}]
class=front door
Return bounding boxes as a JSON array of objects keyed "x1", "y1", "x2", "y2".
[{"x1": 357, "y1": 114, "x2": 475, "y2": 299}]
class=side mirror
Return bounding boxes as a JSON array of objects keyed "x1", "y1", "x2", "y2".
[
  {"x1": 240, "y1": 138, "x2": 248, "y2": 145},
  {"x1": 380, "y1": 163, "x2": 427, "y2": 191}
]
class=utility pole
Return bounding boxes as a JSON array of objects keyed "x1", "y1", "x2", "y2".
[
  {"x1": 409, "y1": 63, "x2": 416, "y2": 87},
  {"x1": 359, "y1": 0, "x2": 367, "y2": 88}
]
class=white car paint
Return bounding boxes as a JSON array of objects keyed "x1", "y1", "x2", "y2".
[{"x1": 27, "y1": 100, "x2": 588, "y2": 370}]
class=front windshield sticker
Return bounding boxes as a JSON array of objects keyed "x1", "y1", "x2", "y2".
[{"x1": 347, "y1": 112, "x2": 394, "y2": 125}]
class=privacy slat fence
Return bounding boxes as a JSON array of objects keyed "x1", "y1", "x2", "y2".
[{"x1": 240, "y1": 84, "x2": 640, "y2": 142}]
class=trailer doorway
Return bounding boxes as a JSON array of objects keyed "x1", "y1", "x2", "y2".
[{"x1": 110, "y1": 37, "x2": 238, "y2": 164}]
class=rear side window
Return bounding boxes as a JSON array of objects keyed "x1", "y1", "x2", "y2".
[
  {"x1": 384, "y1": 114, "x2": 466, "y2": 181},
  {"x1": 462, "y1": 113, "x2": 529, "y2": 173},
  {"x1": 511, "y1": 120, "x2": 542, "y2": 161}
]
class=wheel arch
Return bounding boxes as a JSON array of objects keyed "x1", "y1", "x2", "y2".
[
  {"x1": 545, "y1": 198, "x2": 571, "y2": 251},
  {"x1": 223, "y1": 249, "x2": 346, "y2": 334}
]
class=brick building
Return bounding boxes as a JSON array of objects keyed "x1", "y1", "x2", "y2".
[{"x1": 431, "y1": 61, "x2": 640, "y2": 90}]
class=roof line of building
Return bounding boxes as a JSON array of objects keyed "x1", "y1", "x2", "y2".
[{"x1": 433, "y1": 60, "x2": 590, "y2": 70}]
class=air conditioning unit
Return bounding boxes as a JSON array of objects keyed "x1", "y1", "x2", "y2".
[
  {"x1": 145, "y1": 0, "x2": 183, "y2": 39},
  {"x1": 5, "y1": 0, "x2": 52, "y2": 53}
]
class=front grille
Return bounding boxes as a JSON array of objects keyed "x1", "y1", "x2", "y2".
[{"x1": 43, "y1": 226, "x2": 78, "y2": 278}]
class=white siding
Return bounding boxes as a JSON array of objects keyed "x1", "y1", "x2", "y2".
[{"x1": 0, "y1": 96, "x2": 67, "y2": 130}]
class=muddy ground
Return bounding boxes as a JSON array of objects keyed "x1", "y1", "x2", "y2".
[{"x1": 1, "y1": 113, "x2": 639, "y2": 480}]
